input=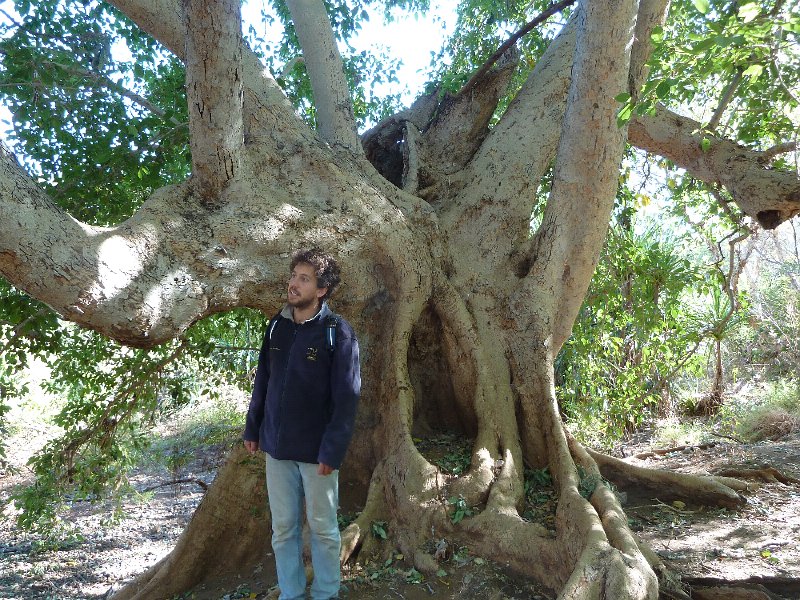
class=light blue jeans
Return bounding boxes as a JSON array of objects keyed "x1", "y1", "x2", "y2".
[{"x1": 266, "y1": 455, "x2": 341, "y2": 600}]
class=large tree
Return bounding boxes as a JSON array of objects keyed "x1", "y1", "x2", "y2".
[{"x1": 1, "y1": 0, "x2": 799, "y2": 598}]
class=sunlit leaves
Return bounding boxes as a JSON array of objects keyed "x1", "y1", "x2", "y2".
[
  {"x1": 642, "y1": 0, "x2": 798, "y2": 151},
  {"x1": 0, "y1": 0, "x2": 190, "y2": 225},
  {"x1": 692, "y1": 0, "x2": 710, "y2": 15},
  {"x1": 737, "y1": 2, "x2": 760, "y2": 23}
]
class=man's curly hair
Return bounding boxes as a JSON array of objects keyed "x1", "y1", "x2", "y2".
[{"x1": 290, "y1": 248, "x2": 341, "y2": 301}]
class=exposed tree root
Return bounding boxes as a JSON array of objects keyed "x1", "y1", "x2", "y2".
[
  {"x1": 340, "y1": 462, "x2": 388, "y2": 563},
  {"x1": 684, "y1": 575, "x2": 800, "y2": 599},
  {"x1": 560, "y1": 437, "x2": 658, "y2": 599},
  {"x1": 111, "y1": 446, "x2": 269, "y2": 600},
  {"x1": 713, "y1": 465, "x2": 800, "y2": 485},
  {"x1": 631, "y1": 442, "x2": 718, "y2": 459},
  {"x1": 513, "y1": 351, "x2": 659, "y2": 599},
  {"x1": 141, "y1": 477, "x2": 209, "y2": 492},
  {"x1": 588, "y1": 448, "x2": 749, "y2": 508},
  {"x1": 689, "y1": 584, "x2": 780, "y2": 599}
]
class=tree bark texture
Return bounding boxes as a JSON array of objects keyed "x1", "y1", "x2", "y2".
[{"x1": 2, "y1": 0, "x2": 798, "y2": 598}]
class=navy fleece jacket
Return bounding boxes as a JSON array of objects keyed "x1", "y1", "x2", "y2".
[{"x1": 243, "y1": 303, "x2": 361, "y2": 469}]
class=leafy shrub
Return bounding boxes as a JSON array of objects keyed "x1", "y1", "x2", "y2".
[
  {"x1": 558, "y1": 224, "x2": 706, "y2": 445},
  {"x1": 734, "y1": 380, "x2": 800, "y2": 441}
]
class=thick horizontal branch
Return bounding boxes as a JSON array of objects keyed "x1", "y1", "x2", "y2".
[
  {"x1": 629, "y1": 106, "x2": 800, "y2": 229},
  {"x1": 0, "y1": 145, "x2": 286, "y2": 347}
]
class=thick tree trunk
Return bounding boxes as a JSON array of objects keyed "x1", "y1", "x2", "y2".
[{"x1": 3, "y1": 0, "x2": 798, "y2": 599}]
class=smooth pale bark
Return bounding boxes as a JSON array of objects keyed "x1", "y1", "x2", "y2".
[
  {"x1": 628, "y1": 0, "x2": 671, "y2": 102},
  {"x1": 286, "y1": 0, "x2": 360, "y2": 152},
  {"x1": 2, "y1": 0, "x2": 798, "y2": 598},
  {"x1": 184, "y1": 0, "x2": 244, "y2": 201},
  {"x1": 531, "y1": 0, "x2": 638, "y2": 352},
  {"x1": 629, "y1": 106, "x2": 800, "y2": 228}
]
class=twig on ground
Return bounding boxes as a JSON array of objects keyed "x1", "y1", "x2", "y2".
[
  {"x1": 141, "y1": 477, "x2": 209, "y2": 493},
  {"x1": 634, "y1": 442, "x2": 718, "y2": 460}
]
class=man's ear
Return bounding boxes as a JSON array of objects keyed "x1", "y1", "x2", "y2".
[{"x1": 316, "y1": 286, "x2": 328, "y2": 300}]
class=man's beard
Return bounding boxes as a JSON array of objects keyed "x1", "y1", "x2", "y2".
[{"x1": 288, "y1": 294, "x2": 317, "y2": 310}]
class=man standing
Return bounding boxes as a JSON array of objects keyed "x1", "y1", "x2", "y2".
[{"x1": 244, "y1": 248, "x2": 361, "y2": 600}]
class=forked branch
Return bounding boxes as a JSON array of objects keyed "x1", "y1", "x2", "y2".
[{"x1": 458, "y1": 0, "x2": 576, "y2": 96}]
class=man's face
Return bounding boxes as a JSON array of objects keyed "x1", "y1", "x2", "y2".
[{"x1": 288, "y1": 262, "x2": 327, "y2": 310}]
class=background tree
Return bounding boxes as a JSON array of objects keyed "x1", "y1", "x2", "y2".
[{"x1": 1, "y1": 0, "x2": 799, "y2": 599}]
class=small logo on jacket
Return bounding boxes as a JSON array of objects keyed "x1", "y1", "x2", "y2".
[{"x1": 306, "y1": 347, "x2": 318, "y2": 361}]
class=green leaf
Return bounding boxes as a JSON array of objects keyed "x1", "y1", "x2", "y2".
[
  {"x1": 616, "y1": 101, "x2": 633, "y2": 127},
  {"x1": 690, "y1": 38, "x2": 716, "y2": 53},
  {"x1": 742, "y1": 64, "x2": 763, "y2": 78},
  {"x1": 700, "y1": 137, "x2": 712, "y2": 153},
  {"x1": 693, "y1": 0, "x2": 710, "y2": 14},
  {"x1": 650, "y1": 26, "x2": 664, "y2": 43},
  {"x1": 655, "y1": 80, "x2": 673, "y2": 99},
  {"x1": 738, "y1": 3, "x2": 760, "y2": 23},
  {"x1": 614, "y1": 92, "x2": 632, "y2": 103}
]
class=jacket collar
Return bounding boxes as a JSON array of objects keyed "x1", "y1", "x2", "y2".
[{"x1": 280, "y1": 301, "x2": 330, "y2": 324}]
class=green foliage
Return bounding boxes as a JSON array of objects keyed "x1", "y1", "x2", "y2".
[
  {"x1": 557, "y1": 220, "x2": 707, "y2": 444},
  {"x1": 0, "y1": 279, "x2": 62, "y2": 463},
  {"x1": 8, "y1": 306, "x2": 265, "y2": 530},
  {"x1": 337, "y1": 511, "x2": 357, "y2": 530},
  {"x1": 447, "y1": 494, "x2": 475, "y2": 523},
  {"x1": 370, "y1": 519, "x2": 389, "y2": 539},
  {"x1": 727, "y1": 230, "x2": 800, "y2": 382},
  {"x1": 641, "y1": 0, "x2": 798, "y2": 147},
  {"x1": 0, "y1": 0, "x2": 190, "y2": 225}
]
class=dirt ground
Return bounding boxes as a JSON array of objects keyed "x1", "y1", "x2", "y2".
[{"x1": 2, "y1": 424, "x2": 800, "y2": 600}]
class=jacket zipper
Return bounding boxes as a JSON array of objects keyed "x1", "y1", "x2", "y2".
[{"x1": 276, "y1": 322, "x2": 298, "y2": 453}]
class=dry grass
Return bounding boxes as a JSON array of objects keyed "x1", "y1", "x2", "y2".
[{"x1": 740, "y1": 408, "x2": 800, "y2": 441}]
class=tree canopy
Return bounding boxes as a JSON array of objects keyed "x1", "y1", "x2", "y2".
[{"x1": 1, "y1": 0, "x2": 799, "y2": 598}]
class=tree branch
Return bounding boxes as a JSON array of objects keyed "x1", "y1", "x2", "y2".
[
  {"x1": 32, "y1": 56, "x2": 181, "y2": 125},
  {"x1": 759, "y1": 141, "x2": 798, "y2": 164},
  {"x1": 628, "y1": 106, "x2": 800, "y2": 228},
  {"x1": 285, "y1": 0, "x2": 360, "y2": 153},
  {"x1": 458, "y1": 0, "x2": 576, "y2": 97},
  {"x1": 707, "y1": 68, "x2": 742, "y2": 132},
  {"x1": 183, "y1": 0, "x2": 244, "y2": 203},
  {"x1": 628, "y1": 0, "x2": 671, "y2": 103},
  {"x1": 0, "y1": 143, "x2": 289, "y2": 347},
  {"x1": 532, "y1": 0, "x2": 638, "y2": 351},
  {"x1": 108, "y1": 0, "x2": 305, "y2": 141}
]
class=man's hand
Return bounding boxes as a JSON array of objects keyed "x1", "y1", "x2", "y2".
[
  {"x1": 317, "y1": 462, "x2": 334, "y2": 476},
  {"x1": 244, "y1": 440, "x2": 258, "y2": 454}
]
